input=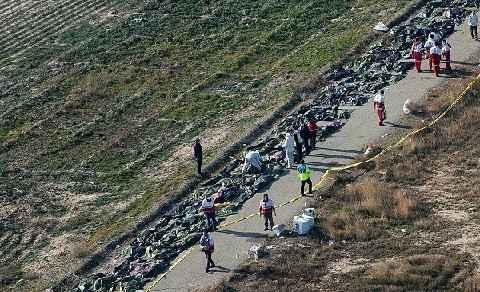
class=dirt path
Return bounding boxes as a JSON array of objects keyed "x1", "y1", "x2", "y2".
[{"x1": 149, "y1": 23, "x2": 480, "y2": 292}]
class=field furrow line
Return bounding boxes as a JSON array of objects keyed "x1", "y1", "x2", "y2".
[
  {"x1": 0, "y1": 0, "x2": 57, "y2": 34},
  {"x1": 0, "y1": 0, "x2": 93, "y2": 37},
  {"x1": 0, "y1": 0, "x2": 28, "y2": 17},
  {"x1": 0, "y1": 4, "x2": 109, "y2": 70},
  {"x1": 0, "y1": 4, "x2": 107, "y2": 59},
  {"x1": 0, "y1": 0, "x2": 104, "y2": 50}
]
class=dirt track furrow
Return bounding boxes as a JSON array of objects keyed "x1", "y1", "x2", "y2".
[
  {"x1": 0, "y1": 0, "x2": 26, "y2": 17},
  {"x1": 0, "y1": 5, "x2": 109, "y2": 68},
  {"x1": 0, "y1": 1, "x2": 44, "y2": 30},
  {"x1": 0, "y1": 0, "x2": 105, "y2": 52},
  {"x1": 0, "y1": 0, "x2": 71, "y2": 35}
]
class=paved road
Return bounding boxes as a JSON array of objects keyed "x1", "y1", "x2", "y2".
[{"x1": 149, "y1": 24, "x2": 480, "y2": 292}]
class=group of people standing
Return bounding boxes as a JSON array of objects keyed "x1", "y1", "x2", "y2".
[
  {"x1": 410, "y1": 33, "x2": 452, "y2": 77},
  {"x1": 283, "y1": 120, "x2": 318, "y2": 168}
]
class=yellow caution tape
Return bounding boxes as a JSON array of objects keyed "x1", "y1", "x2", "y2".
[{"x1": 145, "y1": 73, "x2": 480, "y2": 291}]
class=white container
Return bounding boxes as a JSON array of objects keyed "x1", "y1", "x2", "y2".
[{"x1": 293, "y1": 214, "x2": 314, "y2": 235}]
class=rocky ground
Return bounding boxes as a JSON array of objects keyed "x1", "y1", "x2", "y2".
[{"x1": 207, "y1": 70, "x2": 480, "y2": 291}]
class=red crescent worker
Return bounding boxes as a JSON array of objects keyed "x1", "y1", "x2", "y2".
[
  {"x1": 430, "y1": 41, "x2": 442, "y2": 77},
  {"x1": 424, "y1": 33, "x2": 436, "y2": 71},
  {"x1": 441, "y1": 39, "x2": 452, "y2": 72},
  {"x1": 411, "y1": 37, "x2": 424, "y2": 72},
  {"x1": 259, "y1": 194, "x2": 276, "y2": 231},
  {"x1": 373, "y1": 90, "x2": 386, "y2": 126}
]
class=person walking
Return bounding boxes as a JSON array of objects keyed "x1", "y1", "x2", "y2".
[
  {"x1": 259, "y1": 193, "x2": 276, "y2": 231},
  {"x1": 430, "y1": 42, "x2": 442, "y2": 77},
  {"x1": 411, "y1": 37, "x2": 424, "y2": 72},
  {"x1": 200, "y1": 229, "x2": 215, "y2": 272},
  {"x1": 293, "y1": 129, "x2": 303, "y2": 163},
  {"x1": 299, "y1": 124, "x2": 310, "y2": 155},
  {"x1": 193, "y1": 139, "x2": 203, "y2": 176},
  {"x1": 424, "y1": 33, "x2": 436, "y2": 71},
  {"x1": 373, "y1": 90, "x2": 386, "y2": 126},
  {"x1": 307, "y1": 119, "x2": 318, "y2": 151},
  {"x1": 468, "y1": 10, "x2": 478, "y2": 40},
  {"x1": 201, "y1": 195, "x2": 217, "y2": 231},
  {"x1": 442, "y1": 39, "x2": 452, "y2": 72},
  {"x1": 283, "y1": 132, "x2": 295, "y2": 168},
  {"x1": 297, "y1": 160, "x2": 312, "y2": 196}
]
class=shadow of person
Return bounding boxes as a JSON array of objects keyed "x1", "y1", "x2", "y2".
[
  {"x1": 384, "y1": 121, "x2": 412, "y2": 129},
  {"x1": 209, "y1": 265, "x2": 231, "y2": 273},
  {"x1": 218, "y1": 229, "x2": 267, "y2": 238}
]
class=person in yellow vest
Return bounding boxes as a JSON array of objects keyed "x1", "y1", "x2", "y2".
[
  {"x1": 259, "y1": 194, "x2": 276, "y2": 231},
  {"x1": 297, "y1": 160, "x2": 312, "y2": 196}
]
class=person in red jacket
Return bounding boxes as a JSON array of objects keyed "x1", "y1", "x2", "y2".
[
  {"x1": 259, "y1": 194, "x2": 276, "y2": 231},
  {"x1": 410, "y1": 37, "x2": 424, "y2": 73},
  {"x1": 373, "y1": 90, "x2": 386, "y2": 126},
  {"x1": 307, "y1": 119, "x2": 318, "y2": 151},
  {"x1": 430, "y1": 42, "x2": 442, "y2": 77},
  {"x1": 441, "y1": 39, "x2": 452, "y2": 72}
]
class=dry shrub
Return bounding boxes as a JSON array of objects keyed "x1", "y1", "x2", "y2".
[
  {"x1": 71, "y1": 240, "x2": 93, "y2": 259},
  {"x1": 366, "y1": 255, "x2": 460, "y2": 290},
  {"x1": 346, "y1": 178, "x2": 416, "y2": 219},
  {"x1": 325, "y1": 209, "x2": 377, "y2": 241}
]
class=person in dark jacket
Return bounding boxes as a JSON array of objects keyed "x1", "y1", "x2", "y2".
[
  {"x1": 293, "y1": 130, "x2": 303, "y2": 163},
  {"x1": 193, "y1": 139, "x2": 203, "y2": 175},
  {"x1": 299, "y1": 124, "x2": 310, "y2": 155}
]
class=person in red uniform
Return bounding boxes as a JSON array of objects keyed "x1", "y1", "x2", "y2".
[
  {"x1": 424, "y1": 33, "x2": 436, "y2": 71},
  {"x1": 200, "y1": 229, "x2": 215, "y2": 272},
  {"x1": 259, "y1": 193, "x2": 276, "y2": 231},
  {"x1": 441, "y1": 39, "x2": 452, "y2": 72},
  {"x1": 373, "y1": 90, "x2": 386, "y2": 126},
  {"x1": 201, "y1": 195, "x2": 217, "y2": 231},
  {"x1": 306, "y1": 119, "x2": 318, "y2": 151},
  {"x1": 430, "y1": 42, "x2": 442, "y2": 77},
  {"x1": 410, "y1": 37, "x2": 424, "y2": 72}
]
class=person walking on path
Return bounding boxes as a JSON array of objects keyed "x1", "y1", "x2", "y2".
[
  {"x1": 201, "y1": 195, "x2": 217, "y2": 231},
  {"x1": 200, "y1": 230, "x2": 215, "y2": 273},
  {"x1": 307, "y1": 119, "x2": 318, "y2": 151},
  {"x1": 297, "y1": 160, "x2": 312, "y2": 196},
  {"x1": 441, "y1": 39, "x2": 452, "y2": 72},
  {"x1": 430, "y1": 42, "x2": 442, "y2": 77},
  {"x1": 283, "y1": 132, "x2": 295, "y2": 168},
  {"x1": 411, "y1": 37, "x2": 424, "y2": 72},
  {"x1": 293, "y1": 130, "x2": 303, "y2": 163},
  {"x1": 259, "y1": 193, "x2": 276, "y2": 231},
  {"x1": 299, "y1": 124, "x2": 310, "y2": 155},
  {"x1": 242, "y1": 150, "x2": 262, "y2": 173},
  {"x1": 468, "y1": 10, "x2": 478, "y2": 40},
  {"x1": 424, "y1": 33, "x2": 436, "y2": 71},
  {"x1": 193, "y1": 139, "x2": 203, "y2": 176},
  {"x1": 373, "y1": 90, "x2": 386, "y2": 126}
]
